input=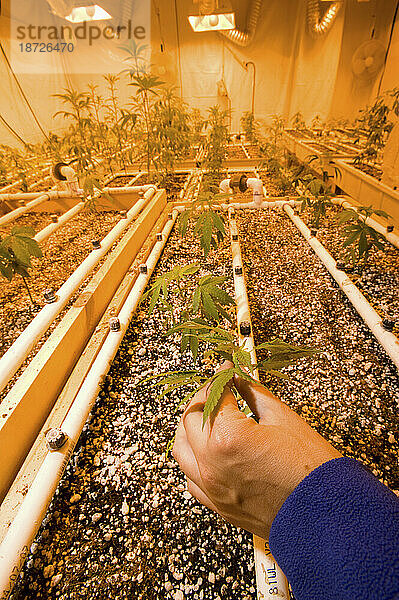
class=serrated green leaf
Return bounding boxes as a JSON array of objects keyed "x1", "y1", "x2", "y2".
[{"x1": 202, "y1": 368, "x2": 235, "y2": 426}]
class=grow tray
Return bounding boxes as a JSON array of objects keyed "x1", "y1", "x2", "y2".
[
  {"x1": 2, "y1": 162, "x2": 399, "y2": 600},
  {"x1": 334, "y1": 159, "x2": 399, "y2": 224}
]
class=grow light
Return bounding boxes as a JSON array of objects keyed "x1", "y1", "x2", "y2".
[
  {"x1": 188, "y1": 12, "x2": 235, "y2": 32},
  {"x1": 65, "y1": 5, "x2": 112, "y2": 23}
]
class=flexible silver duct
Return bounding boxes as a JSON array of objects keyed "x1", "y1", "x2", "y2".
[
  {"x1": 198, "y1": 0, "x2": 217, "y2": 13},
  {"x1": 45, "y1": 0, "x2": 74, "y2": 18},
  {"x1": 307, "y1": 0, "x2": 342, "y2": 38},
  {"x1": 219, "y1": 0, "x2": 263, "y2": 47}
]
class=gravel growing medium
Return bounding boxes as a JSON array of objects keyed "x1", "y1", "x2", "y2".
[
  {"x1": 225, "y1": 146, "x2": 248, "y2": 160},
  {"x1": 237, "y1": 207, "x2": 399, "y2": 491},
  {"x1": 0, "y1": 211, "x2": 121, "y2": 359},
  {"x1": 107, "y1": 176, "x2": 140, "y2": 187},
  {"x1": 132, "y1": 173, "x2": 191, "y2": 201},
  {"x1": 299, "y1": 205, "x2": 399, "y2": 332},
  {"x1": 11, "y1": 221, "x2": 259, "y2": 600}
]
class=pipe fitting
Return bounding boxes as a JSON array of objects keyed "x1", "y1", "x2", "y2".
[
  {"x1": 52, "y1": 163, "x2": 79, "y2": 195},
  {"x1": 43, "y1": 289, "x2": 57, "y2": 304},
  {"x1": 247, "y1": 178, "x2": 264, "y2": 207},
  {"x1": 109, "y1": 317, "x2": 121, "y2": 332},
  {"x1": 230, "y1": 174, "x2": 249, "y2": 193},
  {"x1": 139, "y1": 264, "x2": 148, "y2": 274},
  {"x1": 45, "y1": 428, "x2": 68, "y2": 451},
  {"x1": 92, "y1": 240, "x2": 101, "y2": 250},
  {"x1": 235, "y1": 266, "x2": 243, "y2": 276},
  {"x1": 240, "y1": 321, "x2": 251, "y2": 336},
  {"x1": 382, "y1": 318, "x2": 395, "y2": 332}
]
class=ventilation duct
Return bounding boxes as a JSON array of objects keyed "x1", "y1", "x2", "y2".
[
  {"x1": 219, "y1": 0, "x2": 263, "y2": 47},
  {"x1": 46, "y1": 0, "x2": 75, "y2": 18},
  {"x1": 307, "y1": 0, "x2": 342, "y2": 37}
]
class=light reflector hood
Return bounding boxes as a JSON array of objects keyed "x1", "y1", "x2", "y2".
[
  {"x1": 188, "y1": 12, "x2": 235, "y2": 32},
  {"x1": 65, "y1": 4, "x2": 112, "y2": 22}
]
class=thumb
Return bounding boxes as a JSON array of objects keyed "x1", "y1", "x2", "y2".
[
  {"x1": 234, "y1": 374, "x2": 285, "y2": 425},
  {"x1": 207, "y1": 360, "x2": 240, "y2": 427}
]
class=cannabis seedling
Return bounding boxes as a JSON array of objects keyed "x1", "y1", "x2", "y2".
[
  {"x1": 179, "y1": 191, "x2": 228, "y2": 257},
  {"x1": 295, "y1": 155, "x2": 340, "y2": 229},
  {"x1": 0, "y1": 226, "x2": 42, "y2": 304},
  {"x1": 142, "y1": 322, "x2": 318, "y2": 426}
]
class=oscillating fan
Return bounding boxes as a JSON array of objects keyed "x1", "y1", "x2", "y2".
[{"x1": 351, "y1": 39, "x2": 386, "y2": 81}]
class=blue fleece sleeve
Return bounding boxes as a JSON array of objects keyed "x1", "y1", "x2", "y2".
[{"x1": 269, "y1": 457, "x2": 399, "y2": 600}]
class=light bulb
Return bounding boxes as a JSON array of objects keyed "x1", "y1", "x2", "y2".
[
  {"x1": 209, "y1": 14, "x2": 219, "y2": 26},
  {"x1": 86, "y1": 5, "x2": 96, "y2": 18}
]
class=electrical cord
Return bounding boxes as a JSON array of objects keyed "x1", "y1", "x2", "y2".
[
  {"x1": 174, "y1": 0, "x2": 184, "y2": 98},
  {"x1": 377, "y1": 0, "x2": 399, "y2": 96},
  {"x1": 0, "y1": 42, "x2": 50, "y2": 141},
  {"x1": 0, "y1": 112, "x2": 28, "y2": 146}
]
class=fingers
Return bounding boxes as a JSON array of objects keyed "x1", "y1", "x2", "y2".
[
  {"x1": 172, "y1": 418, "x2": 204, "y2": 489},
  {"x1": 234, "y1": 374, "x2": 284, "y2": 424},
  {"x1": 186, "y1": 478, "x2": 220, "y2": 513},
  {"x1": 183, "y1": 360, "x2": 241, "y2": 451}
]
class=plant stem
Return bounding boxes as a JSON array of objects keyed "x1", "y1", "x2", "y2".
[{"x1": 22, "y1": 276, "x2": 35, "y2": 305}]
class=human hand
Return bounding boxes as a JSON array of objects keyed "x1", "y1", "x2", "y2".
[{"x1": 173, "y1": 362, "x2": 342, "y2": 539}]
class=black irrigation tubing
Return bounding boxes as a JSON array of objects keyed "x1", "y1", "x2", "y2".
[{"x1": 0, "y1": 42, "x2": 50, "y2": 142}]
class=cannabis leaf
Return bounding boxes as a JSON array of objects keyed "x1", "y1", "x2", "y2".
[
  {"x1": 178, "y1": 191, "x2": 229, "y2": 257},
  {"x1": 194, "y1": 210, "x2": 225, "y2": 257},
  {"x1": 141, "y1": 263, "x2": 201, "y2": 318},
  {"x1": 337, "y1": 204, "x2": 389, "y2": 268},
  {"x1": 82, "y1": 175, "x2": 114, "y2": 214},
  {"x1": 141, "y1": 266, "x2": 233, "y2": 337},
  {"x1": 191, "y1": 275, "x2": 234, "y2": 322},
  {"x1": 0, "y1": 226, "x2": 42, "y2": 305},
  {"x1": 139, "y1": 323, "x2": 319, "y2": 426}
]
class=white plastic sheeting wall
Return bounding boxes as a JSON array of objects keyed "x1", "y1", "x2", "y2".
[{"x1": 0, "y1": 0, "x2": 398, "y2": 146}]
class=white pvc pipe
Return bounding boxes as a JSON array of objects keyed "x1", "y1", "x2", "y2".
[
  {"x1": 0, "y1": 212, "x2": 178, "y2": 600},
  {"x1": 241, "y1": 144, "x2": 251, "y2": 159},
  {"x1": 283, "y1": 204, "x2": 399, "y2": 370},
  {"x1": 219, "y1": 179, "x2": 231, "y2": 194},
  {"x1": 0, "y1": 193, "x2": 64, "y2": 227},
  {"x1": 0, "y1": 192, "x2": 45, "y2": 202},
  {"x1": 219, "y1": 177, "x2": 265, "y2": 207},
  {"x1": 332, "y1": 197, "x2": 399, "y2": 250},
  {"x1": 247, "y1": 178, "x2": 264, "y2": 207},
  {"x1": 0, "y1": 186, "x2": 157, "y2": 394},
  {"x1": 229, "y1": 211, "x2": 290, "y2": 600},
  {"x1": 59, "y1": 166, "x2": 79, "y2": 195},
  {"x1": 34, "y1": 203, "x2": 85, "y2": 244}
]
